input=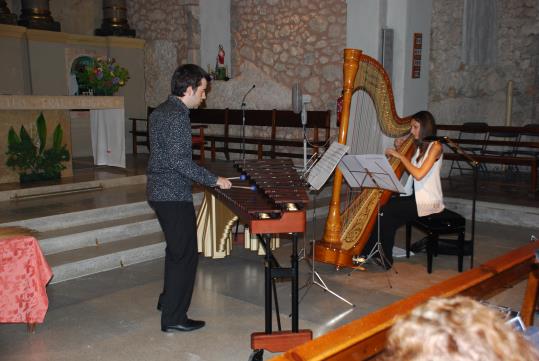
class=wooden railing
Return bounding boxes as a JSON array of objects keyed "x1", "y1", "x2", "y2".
[{"x1": 271, "y1": 240, "x2": 539, "y2": 361}]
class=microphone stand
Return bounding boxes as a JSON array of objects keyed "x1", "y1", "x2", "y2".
[
  {"x1": 440, "y1": 136, "x2": 479, "y2": 267},
  {"x1": 240, "y1": 85, "x2": 255, "y2": 161}
]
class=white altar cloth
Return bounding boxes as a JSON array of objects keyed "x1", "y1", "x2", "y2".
[{"x1": 90, "y1": 109, "x2": 126, "y2": 168}]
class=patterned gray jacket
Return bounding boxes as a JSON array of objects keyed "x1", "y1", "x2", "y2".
[{"x1": 146, "y1": 95, "x2": 217, "y2": 202}]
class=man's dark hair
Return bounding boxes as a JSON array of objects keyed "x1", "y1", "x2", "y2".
[{"x1": 171, "y1": 64, "x2": 211, "y2": 97}]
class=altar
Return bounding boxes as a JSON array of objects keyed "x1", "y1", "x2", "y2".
[{"x1": 0, "y1": 95, "x2": 126, "y2": 184}]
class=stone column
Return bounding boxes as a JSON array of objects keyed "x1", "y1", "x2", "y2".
[
  {"x1": 17, "y1": 0, "x2": 60, "y2": 31},
  {"x1": 185, "y1": 4, "x2": 200, "y2": 64},
  {"x1": 95, "y1": 0, "x2": 135, "y2": 37},
  {"x1": 0, "y1": 1, "x2": 17, "y2": 25}
]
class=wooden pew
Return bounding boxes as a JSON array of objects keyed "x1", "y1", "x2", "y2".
[
  {"x1": 271, "y1": 240, "x2": 539, "y2": 361},
  {"x1": 438, "y1": 124, "x2": 539, "y2": 192},
  {"x1": 443, "y1": 152, "x2": 537, "y2": 192},
  {"x1": 189, "y1": 108, "x2": 331, "y2": 160}
]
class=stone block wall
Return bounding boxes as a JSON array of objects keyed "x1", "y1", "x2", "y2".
[
  {"x1": 127, "y1": 0, "x2": 200, "y2": 107},
  {"x1": 230, "y1": 0, "x2": 346, "y2": 112},
  {"x1": 6, "y1": 1, "x2": 538, "y2": 128},
  {"x1": 429, "y1": 0, "x2": 539, "y2": 126}
]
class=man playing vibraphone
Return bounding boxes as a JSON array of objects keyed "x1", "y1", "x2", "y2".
[{"x1": 147, "y1": 64, "x2": 231, "y2": 333}]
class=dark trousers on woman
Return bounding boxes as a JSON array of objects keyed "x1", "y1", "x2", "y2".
[
  {"x1": 149, "y1": 201, "x2": 199, "y2": 328},
  {"x1": 364, "y1": 195, "x2": 418, "y2": 267}
]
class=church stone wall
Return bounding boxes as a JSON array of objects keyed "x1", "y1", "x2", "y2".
[
  {"x1": 429, "y1": 0, "x2": 539, "y2": 126},
  {"x1": 126, "y1": 0, "x2": 200, "y2": 107},
  {"x1": 230, "y1": 0, "x2": 346, "y2": 112}
]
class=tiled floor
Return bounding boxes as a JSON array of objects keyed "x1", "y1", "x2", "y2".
[
  {"x1": 0, "y1": 156, "x2": 537, "y2": 361},
  {"x1": 0, "y1": 214, "x2": 536, "y2": 361}
]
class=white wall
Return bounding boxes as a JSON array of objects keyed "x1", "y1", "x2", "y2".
[
  {"x1": 347, "y1": 0, "x2": 431, "y2": 116},
  {"x1": 346, "y1": 0, "x2": 389, "y2": 153},
  {"x1": 200, "y1": 0, "x2": 231, "y2": 76},
  {"x1": 388, "y1": 0, "x2": 432, "y2": 115},
  {"x1": 345, "y1": 0, "x2": 432, "y2": 154},
  {"x1": 346, "y1": 0, "x2": 386, "y2": 57}
]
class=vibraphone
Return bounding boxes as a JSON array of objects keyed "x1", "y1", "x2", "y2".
[{"x1": 204, "y1": 159, "x2": 312, "y2": 360}]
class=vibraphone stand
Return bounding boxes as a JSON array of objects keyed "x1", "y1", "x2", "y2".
[{"x1": 249, "y1": 233, "x2": 312, "y2": 361}]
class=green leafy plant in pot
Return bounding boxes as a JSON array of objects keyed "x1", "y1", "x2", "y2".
[{"x1": 6, "y1": 113, "x2": 70, "y2": 183}]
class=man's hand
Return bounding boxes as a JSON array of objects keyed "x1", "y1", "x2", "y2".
[{"x1": 216, "y1": 176, "x2": 232, "y2": 189}]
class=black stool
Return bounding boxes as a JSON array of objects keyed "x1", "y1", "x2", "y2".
[{"x1": 405, "y1": 209, "x2": 472, "y2": 273}]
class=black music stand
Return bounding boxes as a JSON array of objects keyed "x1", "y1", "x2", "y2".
[
  {"x1": 339, "y1": 154, "x2": 405, "y2": 280},
  {"x1": 441, "y1": 136, "x2": 479, "y2": 263},
  {"x1": 299, "y1": 142, "x2": 355, "y2": 307}
]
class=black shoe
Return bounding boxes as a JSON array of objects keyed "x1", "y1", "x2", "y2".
[{"x1": 161, "y1": 319, "x2": 205, "y2": 332}]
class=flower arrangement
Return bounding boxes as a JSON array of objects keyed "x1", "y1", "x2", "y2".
[{"x1": 76, "y1": 57, "x2": 129, "y2": 96}]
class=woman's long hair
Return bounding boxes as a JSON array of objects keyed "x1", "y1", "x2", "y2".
[{"x1": 413, "y1": 110, "x2": 437, "y2": 161}]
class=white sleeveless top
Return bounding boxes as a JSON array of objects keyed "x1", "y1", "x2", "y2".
[{"x1": 403, "y1": 142, "x2": 445, "y2": 217}]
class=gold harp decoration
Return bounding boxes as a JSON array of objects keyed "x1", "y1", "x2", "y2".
[{"x1": 314, "y1": 48, "x2": 416, "y2": 268}]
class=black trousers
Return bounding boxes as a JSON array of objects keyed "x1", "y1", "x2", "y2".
[
  {"x1": 364, "y1": 195, "x2": 418, "y2": 267},
  {"x1": 149, "y1": 201, "x2": 198, "y2": 327}
]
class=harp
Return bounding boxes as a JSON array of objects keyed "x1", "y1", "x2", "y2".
[{"x1": 314, "y1": 48, "x2": 416, "y2": 268}]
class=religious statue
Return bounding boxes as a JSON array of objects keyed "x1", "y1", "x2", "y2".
[{"x1": 214, "y1": 44, "x2": 228, "y2": 80}]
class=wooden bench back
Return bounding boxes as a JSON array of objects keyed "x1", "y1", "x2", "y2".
[
  {"x1": 438, "y1": 124, "x2": 539, "y2": 150},
  {"x1": 189, "y1": 108, "x2": 331, "y2": 160},
  {"x1": 190, "y1": 108, "x2": 331, "y2": 129},
  {"x1": 271, "y1": 240, "x2": 539, "y2": 361}
]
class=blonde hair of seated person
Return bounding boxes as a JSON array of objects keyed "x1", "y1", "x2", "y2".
[{"x1": 384, "y1": 296, "x2": 539, "y2": 361}]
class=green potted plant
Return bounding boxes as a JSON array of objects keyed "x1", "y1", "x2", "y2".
[{"x1": 6, "y1": 113, "x2": 70, "y2": 183}]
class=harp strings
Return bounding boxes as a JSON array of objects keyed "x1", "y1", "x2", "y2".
[
  {"x1": 341, "y1": 63, "x2": 385, "y2": 229},
  {"x1": 347, "y1": 67, "x2": 384, "y2": 157}
]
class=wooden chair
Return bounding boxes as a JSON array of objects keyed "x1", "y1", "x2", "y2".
[
  {"x1": 447, "y1": 122, "x2": 489, "y2": 177},
  {"x1": 129, "y1": 106, "x2": 206, "y2": 160},
  {"x1": 405, "y1": 208, "x2": 470, "y2": 273},
  {"x1": 191, "y1": 124, "x2": 206, "y2": 161},
  {"x1": 129, "y1": 106, "x2": 154, "y2": 155},
  {"x1": 515, "y1": 123, "x2": 539, "y2": 179},
  {"x1": 482, "y1": 129, "x2": 520, "y2": 176}
]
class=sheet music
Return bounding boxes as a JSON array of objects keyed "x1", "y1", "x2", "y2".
[
  {"x1": 307, "y1": 141, "x2": 350, "y2": 190},
  {"x1": 339, "y1": 154, "x2": 405, "y2": 194}
]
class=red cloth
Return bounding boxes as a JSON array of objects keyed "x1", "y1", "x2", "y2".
[{"x1": 0, "y1": 236, "x2": 53, "y2": 324}]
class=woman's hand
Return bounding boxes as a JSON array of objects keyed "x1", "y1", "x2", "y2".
[
  {"x1": 216, "y1": 176, "x2": 232, "y2": 189},
  {"x1": 385, "y1": 148, "x2": 401, "y2": 160},
  {"x1": 394, "y1": 135, "x2": 409, "y2": 149}
]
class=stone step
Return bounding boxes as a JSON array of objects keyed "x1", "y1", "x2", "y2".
[
  {"x1": 445, "y1": 197, "x2": 539, "y2": 229},
  {"x1": 38, "y1": 214, "x2": 161, "y2": 255},
  {"x1": 0, "y1": 201, "x2": 155, "y2": 232},
  {"x1": 0, "y1": 174, "x2": 147, "y2": 202},
  {"x1": 46, "y1": 232, "x2": 165, "y2": 284},
  {"x1": 0, "y1": 183, "x2": 149, "y2": 224},
  {"x1": 4, "y1": 192, "x2": 205, "y2": 231}
]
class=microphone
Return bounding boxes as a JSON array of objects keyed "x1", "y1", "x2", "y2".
[
  {"x1": 423, "y1": 135, "x2": 448, "y2": 143},
  {"x1": 241, "y1": 84, "x2": 256, "y2": 107}
]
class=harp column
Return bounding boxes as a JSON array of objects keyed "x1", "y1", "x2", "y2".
[{"x1": 322, "y1": 48, "x2": 362, "y2": 244}]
